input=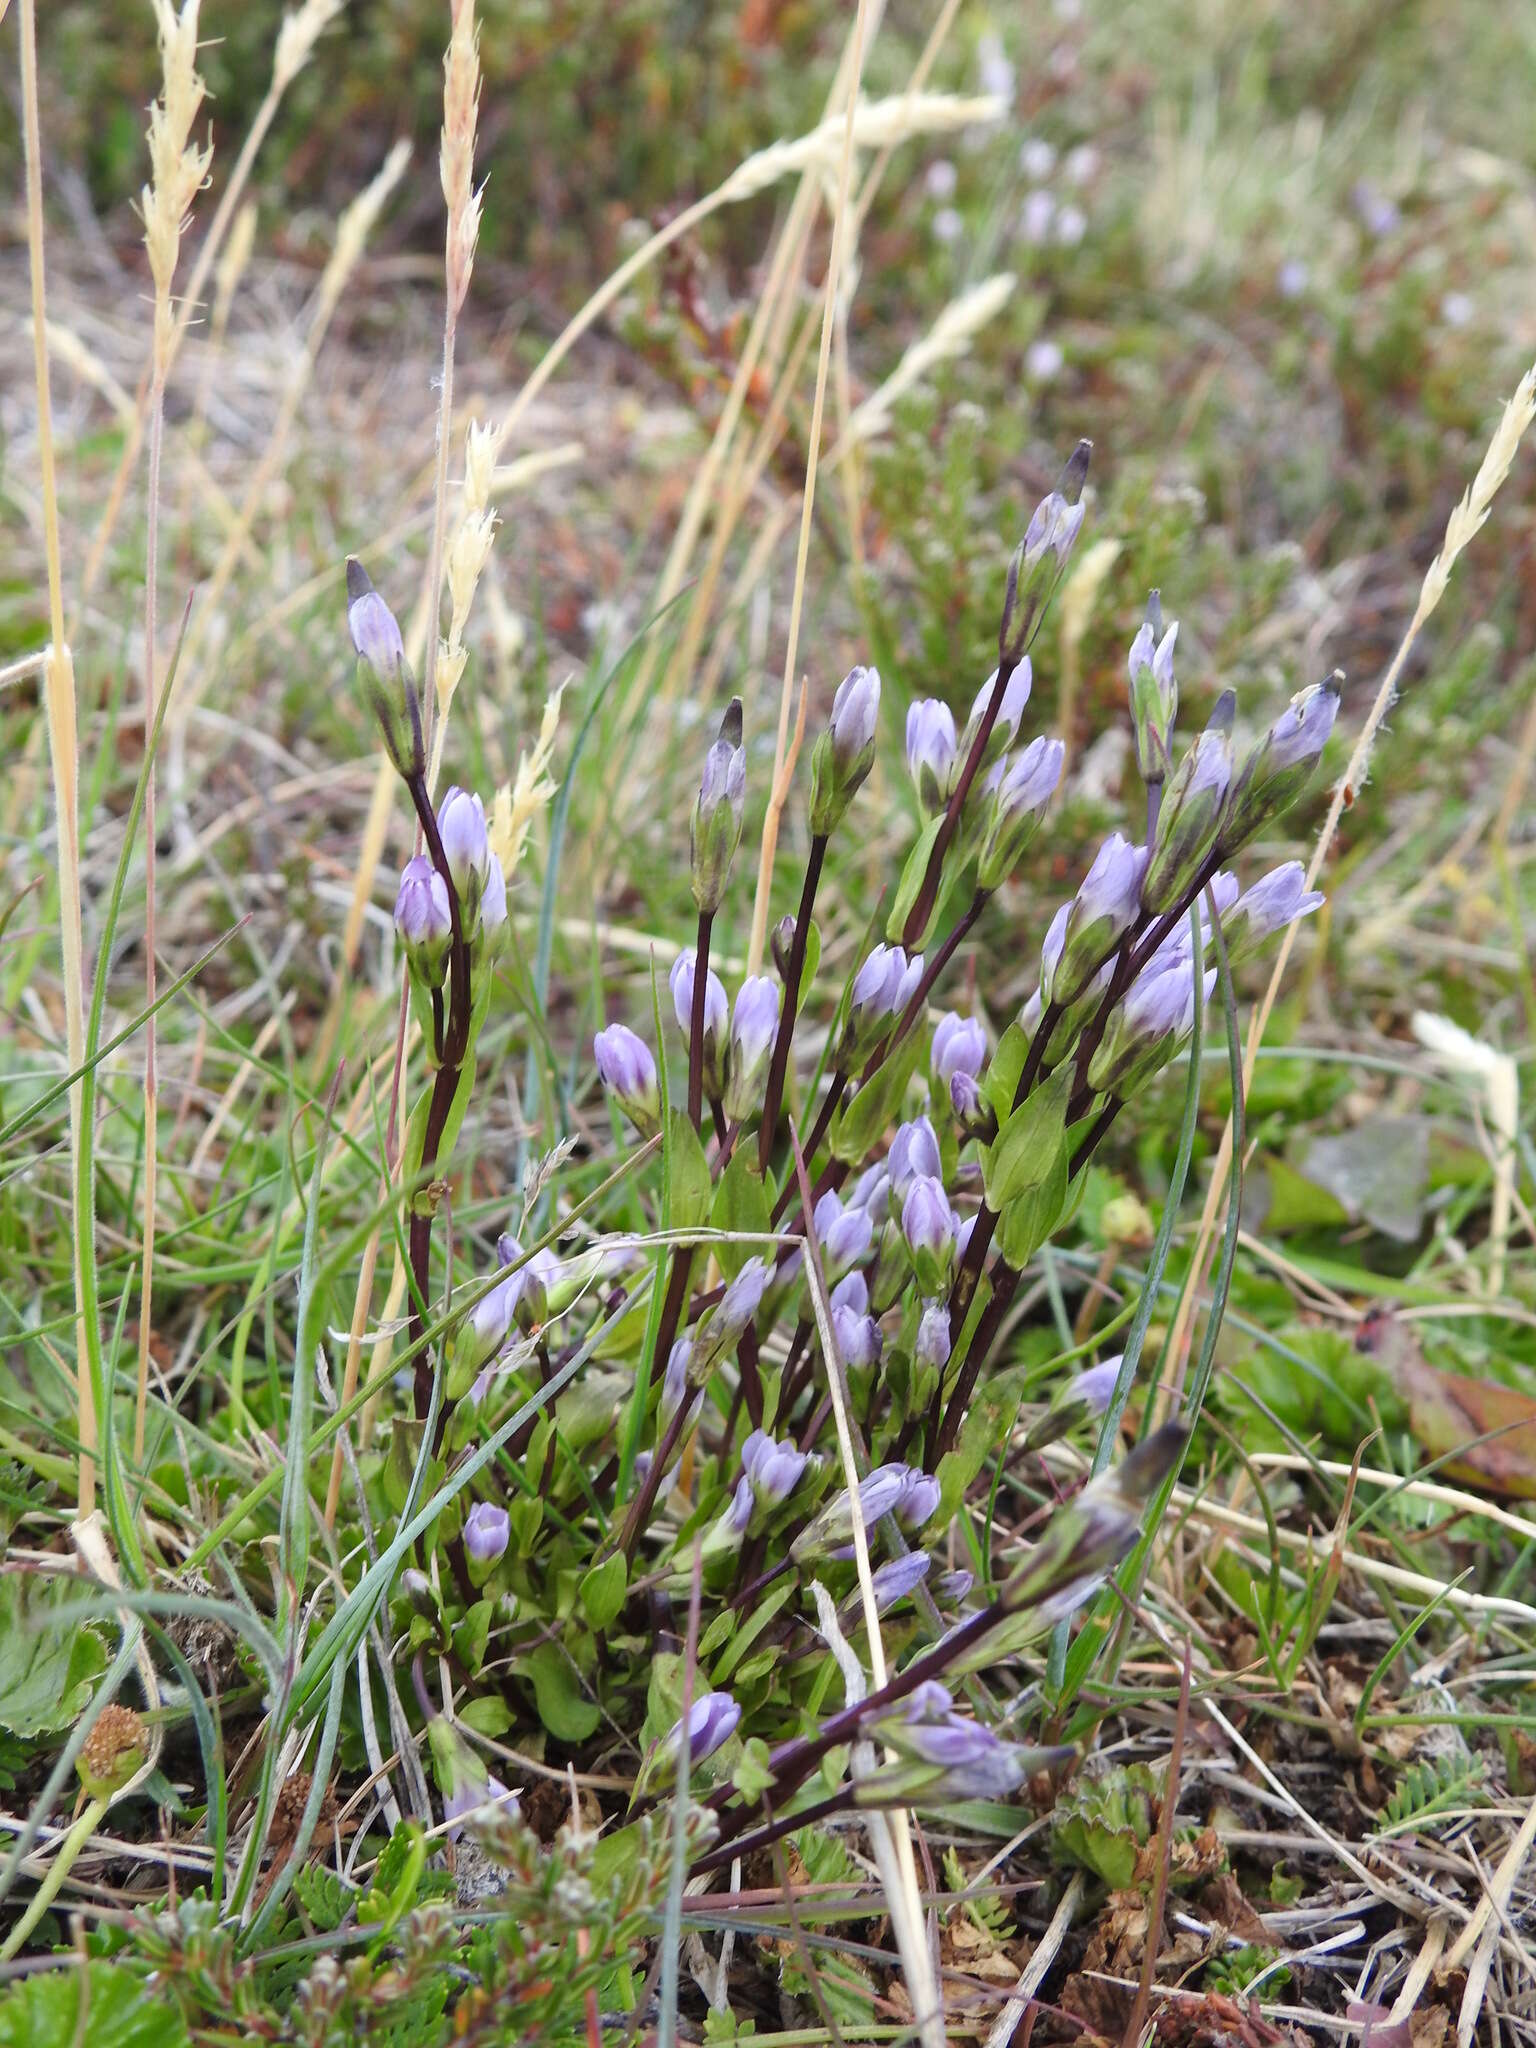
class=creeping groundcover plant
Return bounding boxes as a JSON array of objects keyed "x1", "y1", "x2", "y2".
[{"x1": 234, "y1": 439, "x2": 1341, "y2": 2028}]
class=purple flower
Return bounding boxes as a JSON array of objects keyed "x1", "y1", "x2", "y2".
[
  {"x1": 1224, "y1": 676, "x2": 1341, "y2": 848},
  {"x1": 692, "y1": 1257, "x2": 771, "y2": 1379},
  {"x1": 830, "y1": 664, "x2": 880, "y2": 769},
  {"x1": 894, "y1": 1468, "x2": 942, "y2": 1531},
  {"x1": 347, "y1": 562, "x2": 406, "y2": 678},
  {"x1": 714, "y1": 1473, "x2": 755, "y2": 1540},
  {"x1": 659, "y1": 1336, "x2": 692, "y2": 1436},
  {"x1": 394, "y1": 855, "x2": 452, "y2": 986},
  {"x1": 1143, "y1": 694, "x2": 1235, "y2": 914},
  {"x1": 949, "y1": 1070, "x2": 996, "y2": 1141},
  {"x1": 932, "y1": 1013, "x2": 987, "y2": 1086},
  {"x1": 888, "y1": 1116, "x2": 941, "y2": 1194},
  {"x1": 814, "y1": 1190, "x2": 873, "y2": 1276},
  {"x1": 669, "y1": 951, "x2": 729, "y2": 1044},
  {"x1": 849, "y1": 1163, "x2": 892, "y2": 1221},
  {"x1": 724, "y1": 975, "x2": 780, "y2": 1124},
  {"x1": 479, "y1": 854, "x2": 507, "y2": 945},
  {"x1": 1226, "y1": 862, "x2": 1325, "y2": 965},
  {"x1": 691, "y1": 699, "x2": 746, "y2": 914},
  {"x1": 593, "y1": 1023, "x2": 661, "y2": 1135},
  {"x1": 869, "y1": 1551, "x2": 931, "y2": 1612},
  {"x1": 901, "y1": 1175, "x2": 957, "y2": 1291},
  {"x1": 438, "y1": 786, "x2": 491, "y2": 900},
  {"x1": 933, "y1": 1568, "x2": 974, "y2": 1605},
  {"x1": 906, "y1": 700, "x2": 959, "y2": 813},
  {"x1": 831, "y1": 1270, "x2": 870, "y2": 1316},
  {"x1": 964, "y1": 659, "x2": 1033, "y2": 760},
  {"x1": 666, "y1": 1691, "x2": 741, "y2": 1767},
  {"x1": 915, "y1": 1300, "x2": 951, "y2": 1371},
  {"x1": 444, "y1": 1771, "x2": 514, "y2": 1839},
  {"x1": 1051, "y1": 835, "x2": 1148, "y2": 1004},
  {"x1": 845, "y1": 944, "x2": 922, "y2": 1054},
  {"x1": 463, "y1": 1501, "x2": 510, "y2": 1565},
  {"x1": 1127, "y1": 592, "x2": 1178, "y2": 783},
  {"x1": 861, "y1": 1681, "x2": 1029, "y2": 1799},
  {"x1": 832, "y1": 1301, "x2": 881, "y2": 1371},
  {"x1": 978, "y1": 734, "x2": 1065, "y2": 889},
  {"x1": 998, "y1": 444, "x2": 1090, "y2": 666},
  {"x1": 791, "y1": 1462, "x2": 908, "y2": 1560},
  {"x1": 1087, "y1": 956, "x2": 1213, "y2": 1096},
  {"x1": 741, "y1": 1429, "x2": 811, "y2": 1507},
  {"x1": 1069, "y1": 1358, "x2": 1122, "y2": 1415}
]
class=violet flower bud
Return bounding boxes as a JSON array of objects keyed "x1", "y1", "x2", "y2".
[
  {"x1": 894, "y1": 1467, "x2": 942, "y2": 1531},
  {"x1": 723, "y1": 974, "x2": 780, "y2": 1124},
  {"x1": 1069, "y1": 1357, "x2": 1122, "y2": 1415},
  {"x1": 669, "y1": 950, "x2": 729, "y2": 1099},
  {"x1": 814, "y1": 1189, "x2": 873, "y2": 1277},
  {"x1": 905, "y1": 699, "x2": 959, "y2": 815},
  {"x1": 688, "y1": 1256, "x2": 771, "y2": 1384},
  {"x1": 832, "y1": 1301, "x2": 881, "y2": 1371},
  {"x1": 463, "y1": 1500, "x2": 510, "y2": 1566},
  {"x1": 901, "y1": 1175, "x2": 957, "y2": 1293},
  {"x1": 810, "y1": 664, "x2": 881, "y2": 833},
  {"x1": 593, "y1": 1022, "x2": 661, "y2": 1136},
  {"x1": 394, "y1": 854, "x2": 452, "y2": 989},
  {"x1": 1142, "y1": 692, "x2": 1235, "y2": 914},
  {"x1": 664, "y1": 1691, "x2": 741, "y2": 1770},
  {"x1": 857, "y1": 1681, "x2": 1032, "y2": 1802},
  {"x1": 949, "y1": 1069, "x2": 997, "y2": 1142},
  {"x1": 933, "y1": 1567, "x2": 974, "y2": 1605},
  {"x1": 843, "y1": 943, "x2": 921, "y2": 1057},
  {"x1": 791, "y1": 1462, "x2": 908, "y2": 1560},
  {"x1": 770, "y1": 914, "x2": 798, "y2": 982},
  {"x1": 478, "y1": 852, "x2": 507, "y2": 954},
  {"x1": 1128, "y1": 591, "x2": 1178, "y2": 784},
  {"x1": 888, "y1": 1116, "x2": 941, "y2": 1194},
  {"x1": 997, "y1": 440, "x2": 1091, "y2": 665},
  {"x1": 1051, "y1": 834, "x2": 1148, "y2": 1005},
  {"x1": 932, "y1": 1012, "x2": 987, "y2": 1087},
  {"x1": 712, "y1": 1473, "x2": 755, "y2": 1544},
  {"x1": 915, "y1": 1299, "x2": 952, "y2": 1371},
  {"x1": 658, "y1": 1336, "x2": 692, "y2": 1437},
  {"x1": 831, "y1": 1270, "x2": 870, "y2": 1316},
  {"x1": 1222, "y1": 674, "x2": 1342, "y2": 850},
  {"x1": 848, "y1": 1164, "x2": 892, "y2": 1222},
  {"x1": 961, "y1": 658, "x2": 1033, "y2": 769},
  {"x1": 1225, "y1": 862, "x2": 1325, "y2": 966},
  {"x1": 977, "y1": 735, "x2": 1064, "y2": 890},
  {"x1": 347, "y1": 558, "x2": 423, "y2": 781},
  {"x1": 443, "y1": 1770, "x2": 515, "y2": 1839},
  {"x1": 742, "y1": 1428, "x2": 812, "y2": 1509},
  {"x1": 690, "y1": 698, "x2": 746, "y2": 914},
  {"x1": 1087, "y1": 955, "x2": 1213, "y2": 1097},
  {"x1": 868, "y1": 1551, "x2": 931, "y2": 1613},
  {"x1": 438, "y1": 785, "x2": 492, "y2": 912}
]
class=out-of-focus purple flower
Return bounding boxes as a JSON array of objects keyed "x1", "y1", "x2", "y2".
[
  {"x1": 901, "y1": 1175, "x2": 957, "y2": 1292},
  {"x1": 1050, "y1": 834, "x2": 1148, "y2": 1005},
  {"x1": 888, "y1": 1116, "x2": 941, "y2": 1194},
  {"x1": 1054, "y1": 203, "x2": 1087, "y2": 246},
  {"x1": 849, "y1": 1163, "x2": 892, "y2": 1222},
  {"x1": 976, "y1": 31, "x2": 1016, "y2": 102},
  {"x1": 1442, "y1": 291, "x2": 1475, "y2": 329},
  {"x1": 1352, "y1": 179, "x2": 1401, "y2": 238},
  {"x1": 659, "y1": 1336, "x2": 692, "y2": 1436},
  {"x1": 832, "y1": 1301, "x2": 881, "y2": 1372},
  {"x1": 438, "y1": 786, "x2": 492, "y2": 903},
  {"x1": 895, "y1": 1468, "x2": 942, "y2": 1532},
  {"x1": 1225, "y1": 862, "x2": 1325, "y2": 965},
  {"x1": 463, "y1": 1501, "x2": 510, "y2": 1565},
  {"x1": 691, "y1": 699, "x2": 746, "y2": 914},
  {"x1": 1069, "y1": 1357, "x2": 1122, "y2": 1415},
  {"x1": 1064, "y1": 143, "x2": 1099, "y2": 184},
  {"x1": 831, "y1": 1270, "x2": 869, "y2": 1316},
  {"x1": 978, "y1": 734, "x2": 1065, "y2": 888},
  {"x1": 814, "y1": 1189, "x2": 873, "y2": 1276},
  {"x1": 1277, "y1": 258, "x2": 1309, "y2": 299},
  {"x1": 1026, "y1": 337, "x2": 1065, "y2": 382},
  {"x1": 1223, "y1": 676, "x2": 1341, "y2": 848},
  {"x1": 1020, "y1": 137, "x2": 1056, "y2": 180},
  {"x1": 932, "y1": 1012, "x2": 987, "y2": 1086},
  {"x1": 444, "y1": 1771, "x2": 514, "y2": 1839},
  {"x1": 915, "y1": 1300, "x2": 952, "y2": 1372},
  {"x1": 395, "y1": 855, "x2": 452, "y2": 988},
  {"x1": 724, "y1": 974, "x2": 780, "y2": 1123},
  {"x1": 594, "y1": 1023, "x2": 661, "y2": 1135},
  {"x1": 925, "y1": 158, "x2": 958, "y2": 200},
  {"x1": 933, "y1": 1568, "x2": 974, "y2": 1605},
  {"x1": 869, "y1": 1550, "x2": 931, "y2": 1612},
  {"x1": 742, "y1": 1428, "x2": 811, "y2": 1508},
  {"x1": 1020, "y1": 188, "x2": 1055, "y2": 243},
  {"x1": 931, "y1": 206, "x2": 963, "y2": 245},
  {"x1": 906, "y1": 700, "x2": 959, "y2": 814}
]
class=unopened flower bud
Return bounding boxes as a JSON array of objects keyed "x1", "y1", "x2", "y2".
[
  {"x1": 905, "y1": 699, "x2": 959, "y2": 815},
  {"x1": 832, "y1": 1300, "x2": 881, "y2": 1371},
  {"x1": 848, "y1": 1165, "x2": 891, "y2": 1222},
  {"x1": 1049, "y1": 834, "x2": 1148, "y2": 1005},
  {"x1": 347, "y1": 558, "x2": 423, "y2": 781},
  {"x1": 961, "y1": 659, "x2": 1033, "y2": 771},
  {"x1": 894, "y1": 1467, "x2": 942, "y2": 1532},
  {"x1": 662, "y1": 1691, "x2": 741, "y2": 1772},
  {"x1": 669, "y1": 951, "x2": 728, "y2": 1099},
  {"x1": 998, "y1": 440, "x2": 1091, "y2": 665},
  {"x1": 438, "y1": 786, "x2": 492, "y2": 927},
  {"x1": 901, "y1": 1175, "x2": 957, "y2": 1293},
  {"x1": 814, "y1": 1189, "x2": 873, "y2": 1277},
  {"x1": 394, "y1": 854, "x2": 452, "y2": 988},
  {"x1": 464, "y1": 1500, "x2": 510, "y2": 1566},
  {"x1": 1225, "y1": 862, "x2": 1325, "y2": 966},
  {"x1": 868, "y1": 1551, "x2": 931, "y2": 1613},
  {"x1": 810, "y1": 665, "x2": 881, "y2": 833},
  {"x1": 770, "y1": 914, "x2": 798, "y2": 982},
  {"x1": 932, "y1": 1012, "x2": 987, "y2": 1087},
  {"x1": 977, "y1": 735, "x2": 1064, "y2": 890},
  {"x1": 933, "y1": 1568, "x2": 974, "y2": 1605},
  {"x1": 690, "y1": 699, "x2": 746, "y2": 914},
  {"x1": 741, "y1": 1428, "x2": 812, "y2": 1512},
  {"x1": 856, "y1": 1681, "x2": 1034, "y2": 1803},
  {"x1": 915, "y1": 1298, "x2": 952, "y2": 1371},
  {"x1": 791, "y1": 1462, "x2": 908, "y2": 1560},
  {"x1": 1222, "y1": 675, "x2": 1342, "y2": 850},
  {"x1": 688, "y1": 1257, "x2": 771, "y2": 1383},
  {"x1": 1142, "y1": 692, "x2": 1234, "y2": 913},
  {"x1": 478, "y1": 853, "x2": 508, "y2": 955},
  {"x1": 1087, "y1": 956, "x2": 1213, "y2": 1097},
  {"x1": 723, "y1": 975, "x2": 780, "y2": 1124},
  {"x1": 77, "y1": 1704, "x2": 147, "y2": 1802},
  {"x1": 888, "y1": 1116, "x2": 941, "y2": 1194},
  {"x1": 842, "y1": 944, "x2": 922, "y2": 1058},
  {"x1": 831, "y1": 1270, "x2": 870, "y2": 1315},
  {"x1": 948, "y1": 1070, "x2": 997, "y2": 1141},
  {"x1": 1128, "y1": 591, "x2": 1178, "y2": 784},
  {"x1": 594, "y1": 1023, "x2": 661, "y2": 1135}
]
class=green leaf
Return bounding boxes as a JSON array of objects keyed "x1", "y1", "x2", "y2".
[
  {"x1": 710, "y1": 1582, "x2": 796, "y2": 1684},
  {"x1": 0, "y1": 1964, "x2": 188, "y2": 2048},
  {"x1": 984, "y1": 1065, "x2": 1071, "y2": 1211},
  {"x1": 459, "y1": 1694, "x2": 513, "y2": 1739},
  {"x1": 293, "y1": 1862, "x2": 353, "y2": 1931},
  {"x1": 453, "y1": 1598, "x2": 493, "y2": 1675},
  {"x1": 665, "y1": 1108, "x2": 713, "y2": 1233},
  {"x1": 580, "y1": 1553, "x2": 628, "y2": 1630},
  {"x1": 995, "y1": 1141, "x2": 1069, "y2": 1269},
  {"x1": 711, "y1": 1151, "x2": 771, "y2": 1279},
  {"x1": 0, "y1": 1574, "x2": 107, "y2": 1738},
  {"x1": 885, "y1": 816, "x2": 943, "y2": 944},
  {"x1": 732, "y1": 1737, "x2": 776, "y2": 1803},
  {"x1": 830, "y1": 1030, "x2": 924, "y2": 1166},
  {"x1": 983, "y1": 1021, "x2": 1031, "y2": 1127},
  {"x1": 523, "y1": 1642, "x2": 601, "y2": 1742},
  {"x1": 798, "y1": 918, "x2": 822, "y2": 1002}
]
